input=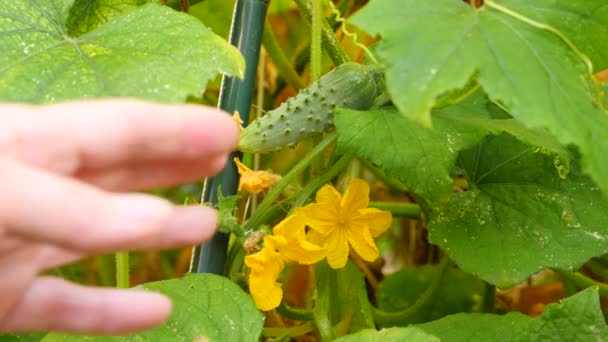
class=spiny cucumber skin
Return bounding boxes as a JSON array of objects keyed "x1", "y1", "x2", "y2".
[{"x1": 238, "y1": 62, "x2": 379, "y2": 153}]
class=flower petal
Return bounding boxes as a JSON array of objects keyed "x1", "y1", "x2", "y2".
[
  {"x1": 354, "y1": 208, "x2": 393, "y2": 237},
  {"x1": 245, "y1": 239, "x2": 286, "y2": 311},
  {"x1": 283, "y1": 238, "x2": 326, "y2": 265},
  {"x1": 347, "y1": 225, "x2": 379, "y2": 263},
  {"x1": 249, "y1": 269, "x2": 283, "y2": 311},
  {"x1": 316, "y1": 184, "x2": 342, "y2": 205},
  {"x1": 341, "y1": 178, "x2": 370, "y2": 215},
  {"x1": 325, "y1": 229, "x2": 350, "y2": 269},
  {"x1": 273, "y1": 213, "x2": 326, "y2": 264},
  {"x1": 273, "y1": 213, "x2": 306, "y2": 238},
  {"x1": 297, "y1": 204, "x2": 338, "y2": 235}
]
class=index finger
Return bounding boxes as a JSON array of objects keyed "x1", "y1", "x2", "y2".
[{"x1": 0, "y1": 100, "x2": 238, "y2": 176}]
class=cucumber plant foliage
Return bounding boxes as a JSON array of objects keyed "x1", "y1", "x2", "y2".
[{"x1": 1, "y1": 0, "x2": 608, "y2": 340}]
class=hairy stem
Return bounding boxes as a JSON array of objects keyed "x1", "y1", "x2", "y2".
[
  {"x1": 556, "y1": 269, "x2": 608, "y2": 296},
  {"x1": 115, "y1": 251, "x2": 130, "y2": 288},
  {"x1": 245, "y1": 133, "x2": 337, "y2": 230},
  {"x1": 262, "y1": 20, "x2": 305, "y2": 90},
  {"x1": 311, "y1": 0, "x2": 323, "y2": 81},
  {"x1": 369, "y1": 201, "x2": 422, "y2": 220},
  {"x1": 294, "y1": 0, "x2": 349, "y2": 65},
  {"x1": 373, "y1": 256, "x2": 450, "y2": 326},
  {"x1": 291, "y1": 154, "x2": 353, "y2": 210}
]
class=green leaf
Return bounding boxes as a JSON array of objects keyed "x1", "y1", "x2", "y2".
[
  {"x1": 67, "y1": 0, "x2": 159, "y2": 36},
  {"x1": 442, "y1": 93, "x2": 571, "y2": 177},
  {"x1": 351, "y1": 0, "x2": 608, "y2": 198},
  {"x1": 189, "y1": 0, "x2": 235, "y2": 39},
  {"x1": 493, "y1": 0, "x2": 608, "y2": 71},
  {"x1": 42, "y1": 273, "x2": 264, "y2": 341},
  {"x1": 378, "y1": 265, "x2": 486, "y2": 323},
  {"x1": 0, "y1": 333, "x2": 46, "y2": 342},
  {"x1": 429, "y1": 134, "x2": 608, "y2": 287},
  {"x1": 214, "y1": 186, "x2": 243, "y2": 237},
  {"x1": 417, "y1": 287, "x2": 608, "y2": 341},
  {"x1": 335, "y1": 107, "x2": 487, "y2": 199},
  {"x1": 0, "y1": 1, "x2": 244, "y2": 104},
  {"x1": 314, "y1": 261, "x2": 375, "y2": 339},
  {"x1": 334, "y1": 327, "x2": 439, "y2": 342}
]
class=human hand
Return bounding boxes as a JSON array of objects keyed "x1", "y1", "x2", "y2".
[{"x1": 0, "y1": 100, "x2": 238, "y2": 335}]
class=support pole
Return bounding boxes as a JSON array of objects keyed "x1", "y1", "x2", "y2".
[{"x1": 190, "y1": 0, "x2": 268, "y2": 275}]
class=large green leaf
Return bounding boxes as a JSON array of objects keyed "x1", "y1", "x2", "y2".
[
  {"x1": 495, "y1": 0, "x2": 608, "y2": 71},
  {"x1": 428, "y1": 134, "x2": 608, "y2": 287},
  {"x1": 335, "y1": 94, "x2": 568, "y2": 199},
  {"x1": 335, "y1": 107, "x2": 487, "y2": 199},
  {"x1": 0, "y1": 333, "x2": 46, "y2": 341},
  {"x1": 378, "y1": 265, "x2": 486, "y2": 323},
  {"x1": 351, "y1": 0, "x2": 608, "y2": 198},
  {"x1": 0, "y1": 1, "x2": 244, "y2": 103},
  {"x1": 418, "y1": 287, "x2": 608, "y2": 341},
  {"x1": 42, "y1": 273, "x2": 264, "y2": 341},
  {"x1": 334, "y1": 327, "x2": 439, "y2": 342},
  {"x1": 189, "y1": 0, "x2": 235, "y2": 39},
  {"x1": 67, "y1": 0, "x2": 159, "y2": 36}
]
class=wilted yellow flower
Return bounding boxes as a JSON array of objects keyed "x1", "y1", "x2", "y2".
[
  {"x1": 245, "y1": 214, "x2": 325, "y2": 311},
  {"x1": 234, "y1": 158, "x2": 282, "y2": 194},
  {"x1": 233, "y1": 111, "x2": 244, "y2": 132},
  {"x1": 297, "y1": 178, "x2": 392, "y2": 269}
]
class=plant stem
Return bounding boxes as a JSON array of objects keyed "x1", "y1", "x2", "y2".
[
  {"x1": 291, "y1": 154, "x2": 353, "y2": 210},
  {"x1": 481, "y1": 282, "x2": 496, "y2": 313},
  {"x1": 556, "y1": 269, "x2": 608, "y2": 296},
  {"x1": 294, "y1": 0, "x2": 349, "y2": 66},
  {"x1": 314, "y1": 262, "x2": 336, "y2": 342},
  {"x1": 277, "y1": 301, "x2": 314, "y2": 321},
  {"x1": 373, "y1": 256, "x2": 450, "y2": 327},
  {"x1": 262, "y1": 20, "x2": 305, "y2": 90},
  {"x1": 586, "y1": 259, "x2": 608, "y2": 279},
  {"x1": 245, "y1": 132, "x2": 336, "y2": 230},
  {"x1": 311, "y1": 0, "x2": 323, "y2": 81},
  {"x1": 369, "y1": 201, "x2": 422, "y2": 220},
  {"x1": 115, "y1": 251, "x2": 130, "y2": 288},
  {"x1": 262, "y1": 321, "x2": 315, "y2": 339}
]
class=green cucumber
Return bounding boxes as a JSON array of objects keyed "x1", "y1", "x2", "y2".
[{"x1": 238, "y1": 62, "x2": 381, "y2": 153}]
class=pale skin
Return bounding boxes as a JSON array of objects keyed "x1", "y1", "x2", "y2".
[{"x1": 0, "y1": 100, "x2": 239, "y2": 334}]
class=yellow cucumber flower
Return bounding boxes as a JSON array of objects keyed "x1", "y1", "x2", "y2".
[
  {"x1": 273, "y1": 213, "x2": 326, "y2": 265},
  {"x1": 244, "y1": 213, "x2": 325, "y2": 311},
  {"x1": 297, "y1": 178, "x2": 392, "y2": 269},
  {"x1": 234, "y1": 157, "x2": 282, "y2": 194},
  {"x1": 244, "y1": 235, "x2": 287, "y2": 311}
]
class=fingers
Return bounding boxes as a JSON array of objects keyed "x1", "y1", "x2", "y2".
[
  {"x1": 0, "y1": 100, "x2": 238, "y2": 185},
  {"x1": 0, "y1": 159, "x2": 217, "y2": 254},
  {"x1": 0, "y1": 277, "x2": 172, "y2": 334},
  {"x1": 76, "y1": 154, "x2": 229, "y2": 192}
]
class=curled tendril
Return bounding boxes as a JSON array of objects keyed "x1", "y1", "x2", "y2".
[{"x1": 327, "y1": 1, "x2": 378, "y2": 64}]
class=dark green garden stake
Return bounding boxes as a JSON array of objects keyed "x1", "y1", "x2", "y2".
[{"x1": 190, "y1": 0, "x2": 268, "y2": 275}]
